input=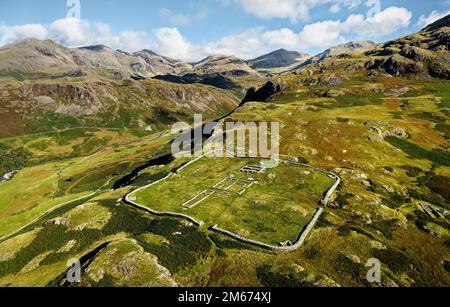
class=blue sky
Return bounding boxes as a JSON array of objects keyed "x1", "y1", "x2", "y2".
[{"x1": 0, "y1": 0, "x2": 449, "y2": 61}]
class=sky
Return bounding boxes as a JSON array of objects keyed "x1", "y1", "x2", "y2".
[{"x1": 0, "y1": 0, "x2": 449, "y2": 61}]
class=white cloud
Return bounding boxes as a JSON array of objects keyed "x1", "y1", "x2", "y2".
[
  {"x1": 199, "y1": 6, "x2": 411, "y2": 59},
  {"x1": 230, "y1": 0, "x2": 363, "y2": 21},
  {"x1": 350, "y1": 6, "x2": 412, "y2": 36},
  {"x1": 49, "y1": 18, "x2": 153, "y2": 51},
  {"x1": 159, "y1": 8, "x2": 208, "y2": 26},
  {"x1": 417, "y1": 9, "x2": 450, "y2": 28},
  {"x1": 0, "y1": 6, "x2": 411, "y2": 61},
  {"x1": 329, "y1": 3, "x2": 342, "y2": 14},
  {"x1": 152, "y1": 27, "x2": 195, "y2": 61},
  {"x1": 0, "y1": 23, "x2": 47, "y2": 45},
  {"x1": 49, "y1": 18, "x2": 93, "y2": 46},
  {"x1": 202, "y1": 28, "x2": 267, "y2": 59},
  {"x1": 0, "y1": 18, "x2": 152, "y2": 51},
  {"x1": 159, "y1": 9, "x2": 192, "y2": 26}
]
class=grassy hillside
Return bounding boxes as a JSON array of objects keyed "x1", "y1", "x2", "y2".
[
  {"x1": 0, "y1": 74, "x2": 239, "y2": 138},
  {"x1": 0, "y1": 15, "x2": 448, "y2": 288}
]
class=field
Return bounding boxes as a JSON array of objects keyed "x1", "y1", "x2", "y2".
[
  {"x1": 131, "y1": 156, "x2": 335, "y2": 245},
  {"x1": 0, "y1": 129, "x2": 174, "y2": 239}
]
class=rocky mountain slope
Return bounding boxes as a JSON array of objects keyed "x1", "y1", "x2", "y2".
[
  {"x1": 0, "y1": 74, "x2": 238, "y2": 138},
  {"x1": 248, "y1": 49, "x2": 309, "y2": 73},
  {"x1": 365, "y1": 14, "x2": 450, "y2": 78},
  {"x1": 1, "y1": 14, "x2": 449, "y2": 138},
  {"x1": 0, "y1": 39, "x2": 192, "y2": 80},
  {"x1": 301, "y1": 41, "x2": 376, "y2": 67},
  {"x1": 289, "y1": 14, "x2": 450, "y2": 83},
  {"x1": 192, "y1": 55, "x2": 258, "y2": 76},
  {"x1": 0, "y1": 39, "x2": 308, "y2": 80}
]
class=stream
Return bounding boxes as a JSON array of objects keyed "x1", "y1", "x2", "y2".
[{"x1": 0, "y1": 171, "x2": 17, "y2": 184}]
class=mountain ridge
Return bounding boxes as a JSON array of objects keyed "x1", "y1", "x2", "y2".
[
  {"x1": 2, "y1": 12, "x2": 450, "y2": 80},
  {"x1": 0, "y1": 39, "x2": 311, "y2": 78}
]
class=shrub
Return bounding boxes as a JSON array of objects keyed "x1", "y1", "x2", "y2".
[
  {"x1": 256, "y1": 266, "x2": 312, "y2": 287},
  {"x1": 369, "y1": 219, "x2": 397, "y2": 240},
  {"x1": 333, "y1": 254, "x2": 365, "y2": 280},
  {"x1": 338, "y1": 224, "x2": 352, "y2": 236},
  {"x1": 385, "y1": 136, "x2": 450, "y2": 167},
  {"x1": 372, "y1": 248, "x2": 412, "y2": 273},
  {"x1": 401, "y1": 165, "x2": 423, "y2": 177},
  {"x1": 335, "y1": 193, "x2": 353, "y2": 207},
  {"x1": 297, "y1": 156, "x2": 310, "y2": 164},
  {"x1": 0, "y1": 147, "x2": 31, "y2": 174},
  {"x1": 425, "y1": 175, "x2": 450, "y2": 202},
  {"x1": 303, "y1": 248, "x2": 320, "y2": 260},
  {"x1": 384, "y1": 166, "x2": 394, "y2": 173},
  {"x1": 315, "y1": 213, "x2": 334, "y2": 228}
]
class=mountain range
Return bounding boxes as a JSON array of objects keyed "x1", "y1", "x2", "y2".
[
  {"x1": 0, "y1": 39, "x2": 310, "y2": 80},
  {"x1": 0, "y1": 14, "x2": 448, "y2": 138},
  {"x1": 1, "y1": 13, "x2": 449, "y2": 82}
]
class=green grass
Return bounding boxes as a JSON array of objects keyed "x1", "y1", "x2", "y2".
[
  {"x1": 308, "y1": 94, "x2": 384, "y2": 109},
  {"x1": 385, "y1": 136, "x2": 450, "y2": 167},
  {"x1": 428, "y1": 82, "x2": 450, "y2": 109},
  {"x1": 371, "y1": 248, "x2": 413, "y2": 274},
  {"x1": 0, "y1": 196, "x2": 212, "y2": 284},
  {"x1": 0, "y1": 146, "x2": 31, "y2": 174},
  {"x1": 0, "y1": 71, "x2": 24, "y2": 81},
  {"x1": 0, "y1": 131, "x2": 175, "y2": 238},
  {"x1": 133, "y1": 156, "x2": 334, "y2": 245},
  {"x1": 417, "y1": 174, "x2": 450, "y2": 203}
]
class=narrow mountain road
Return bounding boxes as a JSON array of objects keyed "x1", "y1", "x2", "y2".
[{"x1": 0, "y1": 126, "x2": 160, "y2": 142}]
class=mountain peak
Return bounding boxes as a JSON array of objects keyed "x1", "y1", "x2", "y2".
[
  {"x1": 248, "y1": 49, "x2": 310, "y2": 70},
  {"x1": 195, "y1": 54, "x2": 245, "y2": 66},
  {"x1": 139, "y1": 49, "x2": 159, "y2": 56},
  {"x1": 269, "y1": 48, "x2": 308, "y2": 57},
  {"x1": 314, "y1": 41, "x2": 376, "y2": 61},
  {"x1": 6, "y1": 38, "x2": 60, "y2": 48},
  {"x1": 337, "y1": 41, "x2": 376, "y2": 51},
  {"x1": 78, "y1": 44, "x2": 111, "y2": 52}
]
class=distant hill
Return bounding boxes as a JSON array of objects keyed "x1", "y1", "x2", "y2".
[
  {"x1": 0, "y1": 39, "x2": 313, "y2": 79},
  {"x1": 192, "y1": 55, "x2": 259, "y2": 77},
  {"x1": 248, "y1": 49, "x2": 309, "y2": 73},
  {"x1": 0, "y1": 39, "x2": 194, "y2": 79},
  {"x1": 0, "y1": 40, "x2": 240, "y2": 137},
  {"x1": 365, "y1": 14, "x2": 450, "y2": 78},
  {"x1": 289, "y1": 14, "x2": 450, "y2": 80},
  {"x1": 299, "y1": 41, "x2": 376, "y2": 68}
]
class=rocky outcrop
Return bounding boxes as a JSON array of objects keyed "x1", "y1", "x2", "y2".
[
  {"x1": 364, "y1": 14, "x2": 450, "y2": 79},
  {"x1": 364, "y1": 121, "x2": 408, "y2": 139},
  {"x1": 365, "y1": 55, "x2": 424, "y2": 76},
  {"x1": 241, "y1": 81, "x2": 282, "y2": 104}
]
